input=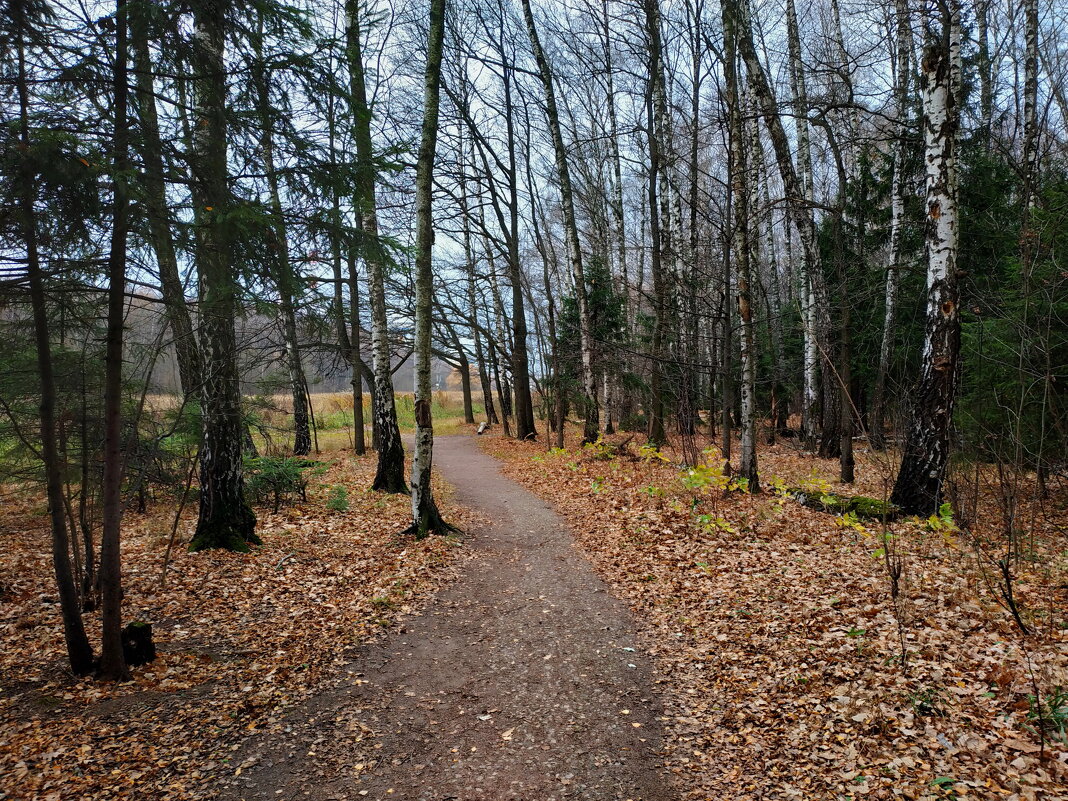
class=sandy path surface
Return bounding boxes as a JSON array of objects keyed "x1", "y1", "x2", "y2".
[{"x1": 223, "y1": 435, "x2": 669, "y2": 801}]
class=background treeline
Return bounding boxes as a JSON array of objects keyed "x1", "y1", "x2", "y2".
[{"x1": 1, "y1": 0, "x2": 1066, "y2": 677}]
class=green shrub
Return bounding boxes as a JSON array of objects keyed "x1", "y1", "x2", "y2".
[
  {"x1": 244, "y1": 456, "x2": 325, "y2": 512},
  {"x1": 326, "y1": 485, "x2": 349, "y2": 512}
]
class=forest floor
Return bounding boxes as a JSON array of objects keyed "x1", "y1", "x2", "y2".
[
  {"x1": 482, "y1": 428, "x2": 1068, "y2": 800},
  {"x1": 2, "y1": 426, "x2": 1067, "y2": 800},
  {"x1": 219, "y1": 434, "x2": 670, "y2": 801},
  {"x1": 0, "y1": 451, "x2": 469, "y2": 800}
]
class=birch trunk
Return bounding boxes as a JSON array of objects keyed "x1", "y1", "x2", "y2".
[
  {"x1": 870, "y1": 0, "x2": 911, "y2": 450},
  {"x1": 722, "y1": 0, "x2": 759, "y2": 489},
  {"x1": 891, "y1": 3, "x2": 962, "y2": 515},
  {"x1": 188, "y1": 0, "x2": 258, "y2": 552},
  {"x1": 521, "y1": 0, "x2": 600, "y2": 443},
  {"x1": 346, "y1": 0, "x2": 406, "y2": 492},
  {"x1": 784, "y1": 0, "x2": 818, "y2": 447},
  {"x1": 1021, "y1": 0, "x2": 1039, "y2": 213},
  {"x1": 409, "y1": 0, "x2": 450, "y2": 537}
]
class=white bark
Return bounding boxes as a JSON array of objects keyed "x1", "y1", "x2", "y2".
[
  {"x1": 871, "y1": 0, "x2": 913, "y2": 447},
  {"x1": 785, "y1": 0, "x2": 819, "y2": 445}
]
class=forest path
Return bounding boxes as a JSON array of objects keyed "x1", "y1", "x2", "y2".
[{"x1": 223, "y1": 434, "x2": 670, "y2": 801}]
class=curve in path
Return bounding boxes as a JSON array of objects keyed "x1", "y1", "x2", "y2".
[{"x1": 225, "y1": 435, "x2": 669, "y2": 801}]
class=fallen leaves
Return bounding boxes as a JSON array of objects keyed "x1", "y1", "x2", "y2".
[
  {"x1": 484, "y1": 431, "x2": 1068, "y2": 800},
  {"x1": 0, "y1": 453, "x2": 465, "y2": 800}
]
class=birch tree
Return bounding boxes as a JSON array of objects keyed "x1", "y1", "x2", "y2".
[
  {"x1": 722, "y1": 0, "x2": 758, "y2": 489},
  {"x1": 870, "y1": 0, "x2": 913, "y2": 450},
  {"x1": 346, "y1": 0, "x2": 407, "y2": 492},
  {"x1": 408, "y1": 0, "x2": 453, "y2": 537},
  {"x1": 522, "y1": 0, "x2": 600, "y2": 444},
  {"x1": 186, "y1": 0, "x2": 258, "y2": 552},
  {"x1": 891, "y1": 0, "x2": 962, "y2": 515}
]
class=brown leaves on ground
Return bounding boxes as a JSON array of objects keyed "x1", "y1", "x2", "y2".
[
  {"x1": 483, "y1": 431, "x2": 1068, "y2": 801},
  {"x1": 0, "y1": 454, "x2": 467, "y2": 800}
]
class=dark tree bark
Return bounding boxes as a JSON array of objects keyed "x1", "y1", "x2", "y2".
[
  {"x1": 129, "y1": 2, "x2": 202, "y2": 398},
  {"x1": 98, "y1": 0, "x2": 132, "y2": 681},
  {"x1": 522, "y1": 0, "x2": 599, "y2": 443},
  {"x1": 346, "y1": 0, "x2": 406, "y2": 492},
  {"x1": 14, "y1": 0, "x2": 94, "y2": 674},
  {"x1": 498, "y1": 42, "x2": 536, "y2": 441},
  {"x1": 643, "y1": 0, "x2": 668, "y2": 447},
  {"x1": 457, "y1": 144, "x2": 498, "y2": 427},
  {"x1": 188, "y1": 0, "x2": 259, "y2": 552},
  {"x1": 251, "y1": 35, "x2": 311, "y2": 457}
]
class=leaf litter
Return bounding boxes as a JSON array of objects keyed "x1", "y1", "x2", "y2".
[
  {"x1": 482, "y1": 431, "x2": 1068, "y2": 800},
  {"x1": 0, "y1": 454, "x2": 468, "y2": 800}
]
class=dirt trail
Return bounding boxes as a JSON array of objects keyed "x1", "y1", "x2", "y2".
[{"x1": 223, "y1": 435, "x2": 669, "y2": 801}]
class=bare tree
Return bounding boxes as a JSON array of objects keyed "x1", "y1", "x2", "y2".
[
  {"x1": 522, "y1": 0, "x2": 600, "y2": 444},
  {"x1": 409, "y1": 0, "x2": 453, "y2": 537},
  {"x1": 891, "y1": 0, "x2": 962, "y2": 515}
]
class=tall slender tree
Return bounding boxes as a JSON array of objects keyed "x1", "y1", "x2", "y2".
[
  {"x1": 12, "y1": 0, "x2": 95, "y2": 674},
  {"x1": 188, "y1": 0, "x2": 259, "y2": 552},
  {"x1": 409, "y1": 0, "x2": 452, "y2": 537},
  {"x1": 129, "y1": 2, "x2": 202, "y2": 399},
  {"x1": 522, "y1": 0, "x2": 599, "y2": 443},
  {"x1": 891, "y1": 0, "x2": 962, "y2": 515},
  {"x1": 345, "y1": 0, "x2": 406, "y2": 492},
  {"x1": 251, "y1": 28, "x2": 311, "y2": 456},
  {"x1": 870, "y1": 0, "x2": 912, "y2": 450},
  {"x1": 97, "y1": 0, "x2": 131, "y2": 681},
  {"x1": 722, "y1": 0, "x2": 758, "y2": 489}
]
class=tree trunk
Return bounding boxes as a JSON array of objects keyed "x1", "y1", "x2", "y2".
[
  {"x1": 723, "y1": 0, "x2": 759, "y2": 490},
  {"x1": 346, "y1": 0, "x2": 406, "y2": 492},
  {"x1": 188, "y1": 0, "x2": 259, "y2": 552},
  {"x1": 784, "y1": 0, "x2": 819, "y2": 448},
  {"x1": 1021, "y1": 0, "x2": 1039, "y2": 214},
  {"x1": 719, "y1": 214, "x2": 733, "y2": 465},
  {"x1": 409, "y1": 0, "x2": 451, "y2": 538},
  {"x1": 500, "y1": 56, "x2": 536, "y2": 441},
  {"x1": 870, "y1": 0, "x2": 911, "y2": 451},
  {"x1": 602, "y1": 0, "x2": 630, "y2": 419},
  {"x1": 891, "y1": 3, "x2": 962, "y2": 516},
  {"x1": 977, "y1": 0, "x2": 992, "y2": 147},
  {"x1": 251, "y1": 39, "x2": 310, "y2": 457},
  {"x1": 129, "y1": 2, "x2": 201, "y2": 398},
  {"x1": 14, "y1": 0, "x2": 95, "y2": 675},
  {"x1": 460, "y1": 192, "x2": 497, "y2": 426},
  {"x1": 643, "y1": 0, "x2": 668, "y2": 447},
  {"x1": 347, "y1": 253, "x2": 368, "y2": 453},
  {"x1": 97, "y1": 0, "x2": 132, "y2": 681},
  {"x1": 522, "y1": 0, "x2": 599, "y2": 444},
  {"x1": 459, "y1": 353, "x2": 475, "y2": 424}
]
